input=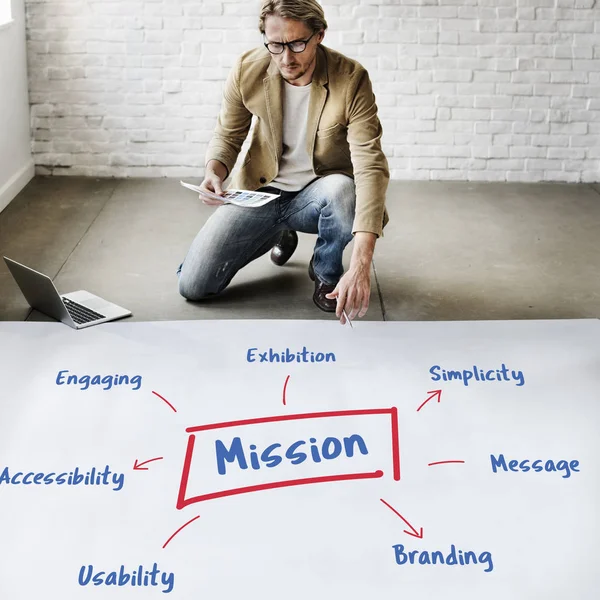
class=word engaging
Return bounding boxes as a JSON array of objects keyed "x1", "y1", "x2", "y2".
[
  {"x1": 215, "y1": 434, "x2": 369, "y2": 475},
  {"x1": 491, "y1": 454, "x2": 580, "y2": 479},
  {"x1": 0, "y1": 466, "x2": 125, "y2": 491},
  {"x1": 246, "y1": 346, "x2": 336, "y2": 363},
  {"x1": 56, "y1": 370, "x2": 142, "y2": 391},
  {"x1": 79, "y1": 563, "x2": 174, "y2": 594},
  {"x1": 429, "y1": 364, "x2": 525, "y2": 387},
  {"x1": 393, "y1": 544, "x2": 494, "y2": 573}
]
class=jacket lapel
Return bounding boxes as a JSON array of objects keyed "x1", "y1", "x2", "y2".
[
  {"x1": 306, "y1": 45, "x2": 328, "y2": 157},
  {"x1": 264, "y1": 60, "x2": 283, "y2": 163}
]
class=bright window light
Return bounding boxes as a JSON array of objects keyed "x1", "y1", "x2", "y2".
[{"x1": 0, "y1": 1, "x2": 12, "y2": 27}]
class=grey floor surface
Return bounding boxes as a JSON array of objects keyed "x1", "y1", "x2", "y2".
[{"x1": 1, "y1": 176, "x2": 599, "y2": 324}]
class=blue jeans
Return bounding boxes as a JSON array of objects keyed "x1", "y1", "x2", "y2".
[{"x1": 178, "y1": 174, "x2": 356, "y2": 300}]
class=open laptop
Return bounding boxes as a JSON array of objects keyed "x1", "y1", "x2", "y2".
[{"x1": 3, "y1": 257, "x2": 132, "y2": 329}]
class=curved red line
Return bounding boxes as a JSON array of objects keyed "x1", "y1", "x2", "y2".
[
  {"x1": 179, "y1": 470, "x2": 384, "y2": 507},
  {"x1": 152, "y1": 390, "x2": 177, "y2": 413},
  {"x1": 162, "y1": 515, "x2": 200, "y2": 549},
  {"x1": 427, "y1": 460, "x2": 465, "y2": 467},
  {"x1": 186, "y1": 408, "x2": 394, "y2": 433},
  {"x1": 282, "y1": 375, "x2": 290, "y2": 406}
]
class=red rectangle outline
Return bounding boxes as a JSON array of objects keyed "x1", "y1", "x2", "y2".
[{"x1": 177, "y1": 408, "x2": 400, "y2": 509}]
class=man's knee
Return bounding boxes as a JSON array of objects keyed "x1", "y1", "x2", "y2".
[
  {"x1": 178, "y1": 275, "x2": 208, "y2": 301},
  {"x1": 178, "y1": 269, "x2": 227, "y2": 301},
  {"x1": 319, "y1": 174, "x2": 355, "y2": 234},
  {"x1": 323, "y1": 174, "x2": 356, "y2": 201}
]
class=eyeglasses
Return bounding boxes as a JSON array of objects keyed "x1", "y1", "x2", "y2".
[{"x1": 263, "y1": 32, "x2": 316, "y2": 55}]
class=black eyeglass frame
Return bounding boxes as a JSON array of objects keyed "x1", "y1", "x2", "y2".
[{"x1": 263, "y1": 31, "x2": 317, "y2": 55}]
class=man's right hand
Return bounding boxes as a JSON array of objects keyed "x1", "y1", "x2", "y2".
[{"x1": 199, "y1": 160, "x2": 229, "y2": 206}]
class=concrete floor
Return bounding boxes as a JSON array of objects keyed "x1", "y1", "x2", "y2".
[{"x1": 1, "y1": 176, "x2": 599, "y2": 324}]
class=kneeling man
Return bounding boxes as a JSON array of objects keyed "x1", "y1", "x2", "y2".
[{"x1": 178, "y1": 0, "x2": 390, "y2": 323}]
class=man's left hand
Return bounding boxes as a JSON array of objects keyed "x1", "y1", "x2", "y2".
[
  {"x1": 325, "y1": 231, "x2": 377, "y2": 324},
  {"x1": 325, "y1": 263, "x2": 371, "y2": 324}
]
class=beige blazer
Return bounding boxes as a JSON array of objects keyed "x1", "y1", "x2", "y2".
[{"x1": 205, "y1": 44, "x2": 390, "y2": 236}]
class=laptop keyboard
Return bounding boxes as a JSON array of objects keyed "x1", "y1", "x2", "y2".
[{"x1": 62, "y1": 297, "x2": 106, "y2": 324}]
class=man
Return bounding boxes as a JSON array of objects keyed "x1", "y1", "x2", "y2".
[{"x1": 178, "y1": 0, "x2": 389, "y2": 324}]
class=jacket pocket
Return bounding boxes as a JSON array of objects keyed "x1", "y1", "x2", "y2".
[
  {"x1": 316, "y1": 123, "x2": 346, "y2": 139},
  {"x1": 314, "y1": 124, "x2": 351, "y2": 167}
]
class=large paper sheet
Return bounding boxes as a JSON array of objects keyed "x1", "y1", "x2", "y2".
[{"x1": 0, "y1": 319, "x2": 598, "y2": 599}]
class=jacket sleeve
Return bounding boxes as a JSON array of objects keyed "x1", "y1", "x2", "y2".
[
  {"x1": 345, "y1": 68, "x2": 390, "y2": 237},
  {"x1": 205, "y1": 55, "x2": 253, "y2": 178}
]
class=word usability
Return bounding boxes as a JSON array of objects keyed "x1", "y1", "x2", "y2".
[{"x1": 79, "y1": 563, "x2": 174, "y2": 594}]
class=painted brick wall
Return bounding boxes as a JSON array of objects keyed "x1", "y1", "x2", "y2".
[{"x1": 26, "y1": 0, "x2": 600, "y2": 182}]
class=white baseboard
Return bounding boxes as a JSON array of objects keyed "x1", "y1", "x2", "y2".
[{"x1": 0, "y1": 159, "x2": 35, "y2": 214}]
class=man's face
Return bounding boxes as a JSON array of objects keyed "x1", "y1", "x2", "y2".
[{"x1": 263, "y1": 16, "x2": 323, "y2": 84}]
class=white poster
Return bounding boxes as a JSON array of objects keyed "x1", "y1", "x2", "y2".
[{"x1": 0, "y1": 319, "x2": 598, "y2": 599}]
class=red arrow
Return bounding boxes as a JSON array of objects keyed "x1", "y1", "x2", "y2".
[
  {"x1": 133, "y1": 457, "x2": 164, "y2": 471},
  {"x1": 380, "y1": 498, "x2": 424, "y2": 539},
  {"x1": 416, "y1": 389, "x2": 442, "y2": 412}
]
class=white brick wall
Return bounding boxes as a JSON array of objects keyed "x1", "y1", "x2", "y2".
[{"x1": 26, "y1": 0, "x2": 600, "y2": 182}]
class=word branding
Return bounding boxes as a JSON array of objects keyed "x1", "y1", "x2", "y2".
[
  {"x1": 429, "y1": 364, "x2": 525, "y2": 387},
  {"x1": 246, "y1": 346, "x2": 336, "y2": 363},
  {"x1": 79, "y1": 563, "x2": 174, "y2": 594},
  {"x1": 56, "y1": 370, "x2": 142, "y2": 391},
  {"x1": 393, "y1": 544, "x2": 494, "y2": 573}
]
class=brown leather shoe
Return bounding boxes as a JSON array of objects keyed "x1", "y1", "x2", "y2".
[
  {"x1": 308, "y1": 257, "x2": 337, "y2": 313},
  {"x1": 270, "y1": 230, "x2": 298, "y2": 266}
]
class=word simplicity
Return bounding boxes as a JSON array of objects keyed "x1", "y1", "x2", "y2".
[{"x1": 429, "y1": 364, "x2": 525, "y2": 387}]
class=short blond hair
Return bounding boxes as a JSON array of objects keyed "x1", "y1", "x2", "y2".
[{"x1": 259, "y1": 0, "x2": 328, "y2": 35}]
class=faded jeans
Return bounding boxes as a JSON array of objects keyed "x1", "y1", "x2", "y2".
[{"x1": 177, "y1": 173, "x2": 356, "y2": 301}]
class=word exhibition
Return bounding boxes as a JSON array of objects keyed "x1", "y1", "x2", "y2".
[{"x1": 246, "y1": 346, "x2": 336, "y2": 363}]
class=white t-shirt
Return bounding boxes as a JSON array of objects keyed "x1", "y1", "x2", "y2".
[{"x1": 271, "y1": 81, "x2": 317, "y2": 192}]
